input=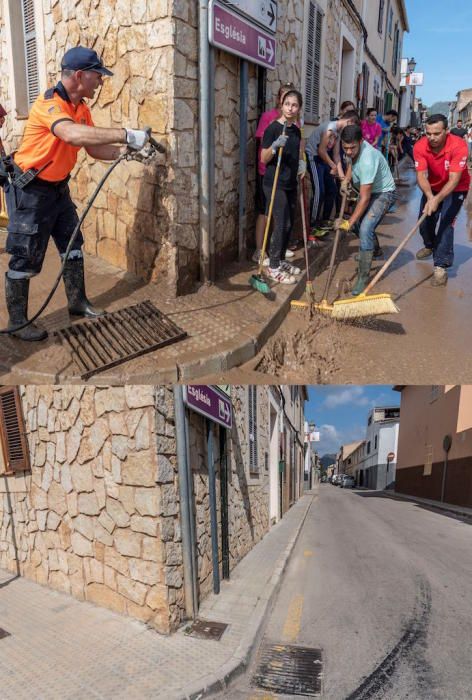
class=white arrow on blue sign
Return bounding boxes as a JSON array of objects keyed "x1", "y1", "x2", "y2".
[{"x1": 220, "y1": 0, "x2": 277, "y2": 34}]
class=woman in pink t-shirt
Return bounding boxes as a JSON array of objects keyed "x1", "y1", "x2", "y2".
[
  {"x1": 253, "y1": 83, "x2": 298, "y2": 264},
  {"x1": 361, "y1": 108, "x2": 382, "y2": 149}
]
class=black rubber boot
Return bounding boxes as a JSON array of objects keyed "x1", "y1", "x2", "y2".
[
  {"x1": 5, "y1": 274, "x2": 48, "y2": 341},
  {"x1": 351, "y1": 251, "x2": 374, "y2": 296},
  {"x1": 62, "y1": 257, "x2": 105, "y2": 318}
]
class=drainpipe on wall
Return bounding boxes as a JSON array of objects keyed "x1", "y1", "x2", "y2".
[
  {"x1": 173, "y1": 386, "x2": 198, "y2": 619},
  {"x1": 206, "y1": 419, "x2": 220, "y2": 594},
  {"x1": 238, "y1": 59, "x2": 249, "y2": 260},
  {"x1": 198, "y1": 0, "x2": 215, "y2": 283}
]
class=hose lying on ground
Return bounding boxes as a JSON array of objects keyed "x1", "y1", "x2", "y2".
[{"x1": 0, "y1": 139, "x2": 165, "y2": 336}]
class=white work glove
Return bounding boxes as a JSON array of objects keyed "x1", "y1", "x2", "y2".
[
  {"x1": 298, "y1": 159, "x2": 307, "y2": 177},
  {"x1": 125, "y1": 127, "x2": 151, "y2": 151},
  {"x1": 271, "y1": 134, "x2": 288, "y2": 151}
]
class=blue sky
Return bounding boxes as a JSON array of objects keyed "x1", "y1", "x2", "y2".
[
  {"x1": 306, "y1": 386, "x2": 400, "y2": 457},
  {"x1": 402, "y1": 2, "x2": 472, "y2": 106}
]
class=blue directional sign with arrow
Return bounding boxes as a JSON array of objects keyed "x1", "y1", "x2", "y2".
[{"x1": 220, "y1": 0, "x2": 277, "y2": 34}]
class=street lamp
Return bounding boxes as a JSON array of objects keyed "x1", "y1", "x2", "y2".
[{"x1": 407, "y1": 57, "x2": 417, "y2": 73}]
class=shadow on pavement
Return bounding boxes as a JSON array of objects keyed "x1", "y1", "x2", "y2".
[
  {"x1": 0, "y1": 574, "x2": 20, "y2": 589},
  {"x1": 353, "y1": 489, "x2": 472, "y2": 525}
]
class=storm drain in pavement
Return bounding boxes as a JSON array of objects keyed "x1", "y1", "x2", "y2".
[
  {"x1": 185, "y1": 618, "x2": 228, "y2": 641},
  {"x1": 55, "y1": 300, "x2": 187, "y2": 379},
  {"x1": 0, "y1": 627, "x2": 11, "y2": 640},
  {"x1": 252, "y1": 643, "x2": 323, "y2": 696}
]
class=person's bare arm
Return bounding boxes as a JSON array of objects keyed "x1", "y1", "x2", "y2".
[
  {"x1": 260, "y1": 146, "x2": 275, "y2": 165},
  {"x1": 416, "y1": 170, "x2": 434, "y2": 201},
  {"x1": 53, "y1": 121, "x2": 126, "y2": 147},
  {"x1": 424, "y1": 171, "x2": 462, "y2": 215},
  {"x1": 318, "y1": 131, "x2": 337, "y2": 171},
  {"x1": 85, "y1": 144, "x2": 128, "y2": 160}
]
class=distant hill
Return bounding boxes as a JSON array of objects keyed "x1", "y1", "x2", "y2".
[
  {"x1": 428, "y1": 101, "x2": 450, "y2": 117},
  {"x1": 320, "y1": 453, "x2": 336, "y2": 470}
]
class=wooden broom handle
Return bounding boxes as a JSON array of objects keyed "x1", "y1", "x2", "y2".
[
  {"x1": 363, "y1": 213, "x2": 427, "y2": 296},
  {"x1": 322, "y1": 191, "x2": 348, "y2": 300}
]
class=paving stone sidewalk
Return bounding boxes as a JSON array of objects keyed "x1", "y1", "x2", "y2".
[
  {"x1": 0, "y1": 226, "x2": 332, "y2": 384},
  {"x1": 0, "y1": 493, "x2": 314, "y2": 700}
]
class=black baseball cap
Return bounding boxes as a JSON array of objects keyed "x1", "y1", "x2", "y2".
[{"x1": 61, "y1": 46, "x2": 113, "y2": 76}]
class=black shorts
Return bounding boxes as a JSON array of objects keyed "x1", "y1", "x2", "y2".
[{"x1": 255, "y1": 172, "x2": 267, "y2": 215}]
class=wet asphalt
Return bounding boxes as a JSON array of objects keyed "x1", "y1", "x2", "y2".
[{"x1": 214, "y1": 164, "x2": 472, "y2": 385}]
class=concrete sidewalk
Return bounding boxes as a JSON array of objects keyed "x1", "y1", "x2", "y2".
[
  {"x1": 0, "y1": 493, "x2": 314, "y2": 700},
  {"x1": 0, "y1": 226, "x2": 332, "y2": 384},
  {"x1": 391, "y1": 491, "x2": 472, "y2": 521}
]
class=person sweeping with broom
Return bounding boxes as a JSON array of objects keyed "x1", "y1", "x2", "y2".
[
  {"x1": 259, "y1": 89, "x2": 305, "y2": 285},
  {"x1": 334, "y1": 124, "x2": 396, "y2": 296},
  {"x1": 413, "y1": 114, "x2": 470, "y2": 287}
]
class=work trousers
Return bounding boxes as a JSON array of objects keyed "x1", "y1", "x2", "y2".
[
  {"x1": 263, "y1": 184, "x2": 297, "y2": 269},
  {"x1": 5, "y1": 178, "x2": 83, "y2": 279},
  {"x1": 418, "y1": 191, "x2": 466, "y2": 268}
]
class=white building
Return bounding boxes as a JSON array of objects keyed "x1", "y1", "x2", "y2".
[{"x1": 357, "y1": 406, "x2": 400, "y2": 489}]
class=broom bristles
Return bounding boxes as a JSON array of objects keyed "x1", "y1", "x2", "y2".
[{"x1": 331, "y1": 293, "x2": 399, "y2": 319}]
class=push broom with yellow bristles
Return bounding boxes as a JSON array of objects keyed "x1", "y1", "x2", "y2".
[{"x1": 331, "y1": 213, "x2": 427, "y2": 320}]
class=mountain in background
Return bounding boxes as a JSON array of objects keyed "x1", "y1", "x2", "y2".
[
  {"x1": 427, "y1": 101, "x2": 450, "y2": 117},
  {"x1": 320, "y1": 454, "x2": 336, "y2": 470}
]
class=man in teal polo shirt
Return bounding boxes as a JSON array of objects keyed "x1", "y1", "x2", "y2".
[{"x1": 334, "y1": 124, "x2": 396, "y2": 295}]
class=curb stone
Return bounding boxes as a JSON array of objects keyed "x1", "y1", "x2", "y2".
[{"x1": 179, "y1": 493, "x2": 316, "y2": 700}]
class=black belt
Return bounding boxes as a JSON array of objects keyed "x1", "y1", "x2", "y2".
[{"x1": 35, "y1": 175, "x2": 70, "y2": 189}]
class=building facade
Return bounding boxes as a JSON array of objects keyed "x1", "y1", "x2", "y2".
[
  {"x1": 0, "y1": 0, "x2": 408, "y2": 295},
  {"x1": 0, "y1": 383, "x2": 306, "y2": 633},
  {"x1": 357, "y1": 406, "x2": 399, "y2": 489},
  {"x1": 394, "y1": 386, "x2": 472, "y2": 508},
  {"x1": 341, "y1": 440, "x2": 365, "y2": 477}
]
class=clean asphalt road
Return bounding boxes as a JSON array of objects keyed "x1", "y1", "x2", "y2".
[{"x1": 218, "y1": 484, "x2": 472, "y2": 699}]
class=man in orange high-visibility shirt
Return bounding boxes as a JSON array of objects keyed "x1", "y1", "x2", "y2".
[{"x1": 4, "y1": 46, "x2": 151, "y2": 341}]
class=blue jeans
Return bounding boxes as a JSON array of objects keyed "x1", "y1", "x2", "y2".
[
  {"x1": 5, "y1": 178, "x2": 83, "y2": 278},
  {"x1": 354, "y1": 190, "x2": 396, "y2": 251},
  {"x1": 419, "y1": 192, "x2": 466, "y2": 268}
]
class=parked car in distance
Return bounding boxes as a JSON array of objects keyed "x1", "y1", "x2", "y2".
[
  {"x1": 340, "y1": 475, "x2": 355, "y2": 489},
  {"x1": 332, "y1": 474, "x2": 342, "y2": 485}
]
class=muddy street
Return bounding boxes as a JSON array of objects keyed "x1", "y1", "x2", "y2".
[{"x1": 205, "y1": 164, "x2": 472, "y2": 385}]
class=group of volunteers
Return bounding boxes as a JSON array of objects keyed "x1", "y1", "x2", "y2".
[
  {"x1": 1, "y1": 44, "x2": 470, "y2": 344},
  {"x1": 253, "y1": 80, "x2": 470, "y2": 292}
]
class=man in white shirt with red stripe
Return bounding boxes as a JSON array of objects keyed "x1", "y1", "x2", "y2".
[{"x1": 413, "y1": 114, "x2": 470, "y2": 286}]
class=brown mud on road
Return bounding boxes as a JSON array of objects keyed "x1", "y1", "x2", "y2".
[{"x1": 257, "y1": 311, "x2": 347, "y2": 382}]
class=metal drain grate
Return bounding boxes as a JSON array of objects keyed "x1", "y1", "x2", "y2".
[
  {"x1": 252, "y1": 643, "x2": 323, "y2": 697},
  {"x1": 0, "y1": 627, "x2": 11, "y2": 640},
  {"x1": 55, "y1": 300, "x2": 187, "y2": 379},
  {"x1": 185, "y1": 618, "x2": 228, "y2": 641}
]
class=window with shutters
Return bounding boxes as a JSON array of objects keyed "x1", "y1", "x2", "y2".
[
  {"x1": 7, "y1": 0, "x2": 40, "y2": 117},
  {"x1": 303, "y1": 2, "x2": 323, "y2": 124},
  {"x1": 0, "y1": 387, "x2": 31, "y2": 474},
  {"x1": 392, "y1": 22, "x2": 400, "y2": 75},
  {"x1": 378, "y1": 0, "x2": 385, "y2": 34},
  {"x1": 423, "y1": 444, "x2": 433, "y2": 476},
  {"x1": 248, "y1": 386, "x2": 259, "y2": 477}
]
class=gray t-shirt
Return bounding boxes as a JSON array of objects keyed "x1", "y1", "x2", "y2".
[{"x1": 306, "y1": 120, "x2": 338, "y2": 158}]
